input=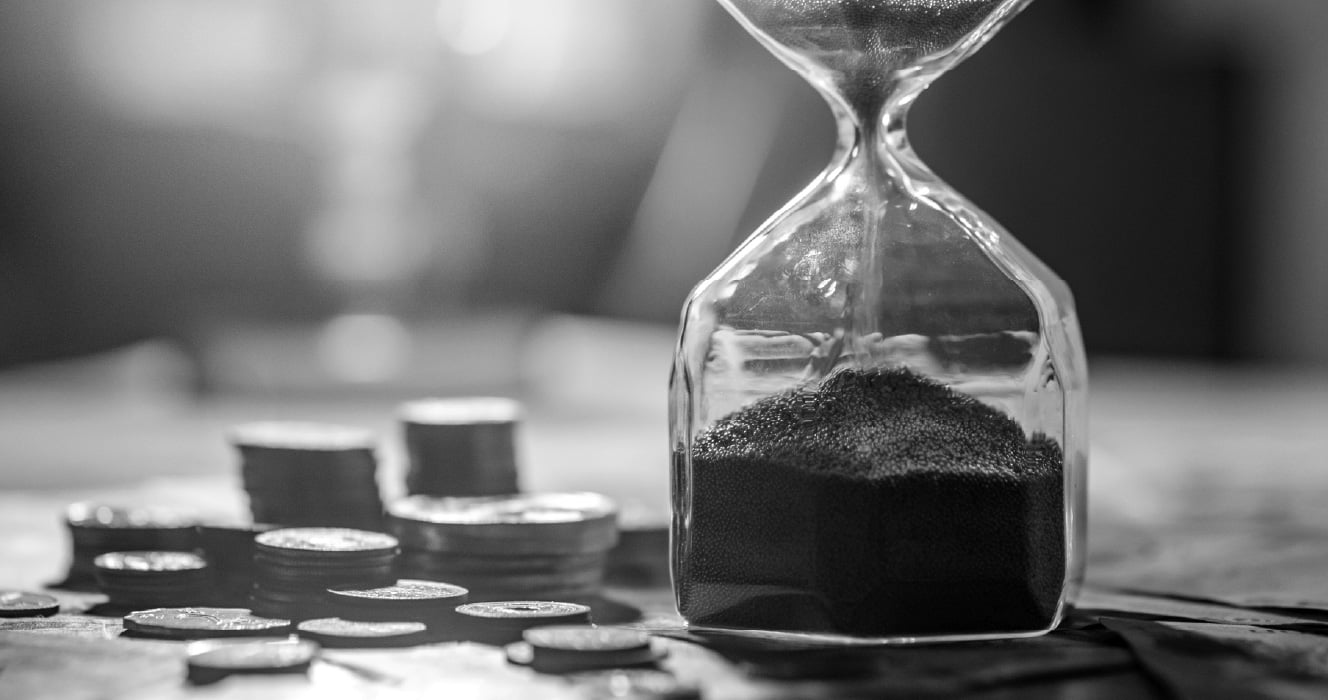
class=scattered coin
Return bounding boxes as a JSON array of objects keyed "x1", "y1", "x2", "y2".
[
  {"x1": 123, "y1": 607, "x2": 292, "y2": 639},
  {"x1": 186, "y1": 637, "x2": 320, "y2": 684},
  {"x1": 453, "y1": 601, "x2": 592, "y2": 645},
  {"x1": 296, "y1": 618, "x2": 431, "y2": 648},
  {"x1": 256, "y1": 528, "x2": 398, "y2": 556},
  {"x1": 0, "y1": 591, "x2": 59, "y2": 618}
]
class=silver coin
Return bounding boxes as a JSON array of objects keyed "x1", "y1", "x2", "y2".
[
  {"x1": 297, "y1": 618, "x2": 427, "y2": 638},
  {"x1": 328, "y1": 580, "x2": 468, "y2": 603},
  {"x1": 124, "y1": 608, "x2": 292, "y2": 638},
  {"x1": 93, "y1": 551, "x2": 207, "y2": 572},
  {"x1": 456, "y1": 601, "x2": 591, "y2": 621},
  {"x1": 524, "y1": 625, "x2": 650, "y2": 652},
  {"x1": 0, "y1": 591, "x2": 59, "y2": 618},
  {"x1": 187, "y1": 637, "x2": 319, "y2": 671},
  {"x1": 65, "y1": 503, "x2": 194, "y2": 529},
  {"x1": 389, "y1": 493, "x2": 615, "y2": 527},
  {"x1": 255, "y1": 528, "x2": 398, "y2": 554}
]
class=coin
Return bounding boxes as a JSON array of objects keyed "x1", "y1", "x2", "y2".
[
  {"x1": 387, "y1": 493, "x2": 618, "y2": 555},
  {"x1": 66, "y1": 503, "x2": 195, "y2": 530},
  {"x1": 328, "y1": 580, "x2": 469, "y2": 604},
  {"x1": 186, "y1": 637, "x2": 319, "y2": 684},
  {"x1": 229, "y1": 422, "x2": 376, "y2": 451},
  {"x1": 256, "y1": 528, "x2": 398, "y2": 556},
  {"x1": 123, "y1": 607, "x2": 292, "y2": 639},
  {"x1": 524, "y1": 626, "x2": 651, "y2": 652},
  {"x1": 0, "y1": 591, "x2": 59, "y2": 618},
  {"x1": 458, "y1": 600, "x2": 589, "y2": 620},
  {"x1": 520, "y1": 625, "x2": 661, "y2": 673},
  {"x1": 93, "y1": 551, "x2": 207, "y2": 572},
  {"x1": 296, "y1": 618, "x2": 431, "y2": 648}
]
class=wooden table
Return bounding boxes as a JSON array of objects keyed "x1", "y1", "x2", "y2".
[{"x1": 3, "y1": 341, "x2": 1328, "y2": 699}]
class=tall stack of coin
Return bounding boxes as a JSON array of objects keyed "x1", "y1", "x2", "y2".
[
  {"x1": 196, "y1": 520, "x2": 275, "y2": 606},
  {"x1": 62, "y1": 503, "x2": 198, "y2": 590},
  {"x1": 94, "y1": 551, "x2": 210, "y2": 608},
  {"x1": 399, "y1": 398, "x2": 521, "y2": 497},
  {"x1": 387, "y1": 493, "x2": 618, "y2": 602},
  {"x1": 250, "y1": 528, "x2": 399, "y2": 621},
  {"x1": 230, "y1": 422, "x2": 384, "y2": 530}
]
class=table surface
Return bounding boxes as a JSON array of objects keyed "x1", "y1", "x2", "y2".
[{"x1": 3, "y1": 335, "x2": 1328, "y2": 699}]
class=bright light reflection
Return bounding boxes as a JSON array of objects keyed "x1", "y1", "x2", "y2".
[
  {"x1": 436, "y1": 0, "x2": 513, "y2": 56},
  {"x1": 317, "y1": 313, "x2": 412, "y2": 384}
]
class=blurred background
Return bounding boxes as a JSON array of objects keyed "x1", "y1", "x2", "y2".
[
  {"x1": 5, "y1": 0, "x2": 1328, "y2": 371},
  {"x1": 1, "y1": 0, "x2": 1326, "y2": 497}
]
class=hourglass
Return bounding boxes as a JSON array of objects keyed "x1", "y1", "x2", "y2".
[{"x1": 670, "y1": 0, "x2": 1088, "y2": 642}]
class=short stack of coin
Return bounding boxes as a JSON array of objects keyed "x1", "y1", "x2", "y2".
[
  {"x1": 605, "y1": 502, "x2": 671, "y2": 588},
  {"x1": 62, "y1": 503, "x2": 197, "y2": 589},
  {"x1": 387, "y1": 493, "x2": 619, "y2": 602},
  {"x1": 514, "y1": 625, "x2": 662, "y2": 673},
  {"x1": 197, "y1": 520, "x2": 275, "y2": 606},
  {"x1": 94, "y1": 551, "x2": 210, "y2": 609},
  {"x1": 230, "y1": 422, "x2": 384, "y2": 530},
  {"x1": 399, "y1": 398, "x2": 522, "y2": 497},
  {"x1": 250, "y1": 528, "x2": 399, "y2": 621},
  {"x1": 324, "y1": 579, "x2": 469, "y2": 627}
]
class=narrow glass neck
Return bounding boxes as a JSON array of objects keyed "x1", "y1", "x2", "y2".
[{"x1": 827, "y1": 81, "x2": 925, "y2": 184}]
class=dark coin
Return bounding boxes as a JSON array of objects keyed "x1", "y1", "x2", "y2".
[
  {"x1": 228, "y1": 421, "x2": 376, "y2": 451},
  {"x1": 94, "y1": 551, "x2": 207, "y2": 572},
  {"x1": 296, "y1": 618, "x2": 430, "y2": 648},
  {"x1": 0, "y1": 591, "x2": 59, "y2": 618},
  {"x1": 123, "y1": 607, "x2": 292, "y2": 639},
  {"x1": 255, "y1": 528, "x2": 398, "y2": 556},
  {"x1": 186, "y1": 637, "x2": 319, "y2": 684}
]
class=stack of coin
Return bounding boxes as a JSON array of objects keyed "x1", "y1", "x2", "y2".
[
  {"x1": 62, "y1": 503, "x2": 197, "y2": 589},
  {"x1": 453, "y1": 601, "x2": 591, "y2": 645},
  {"x1": 324, "y1": 579, "x2": 469, "y2": 626},
  {"x1": 230, "y1": 422, "x2": 384, "y2": 530},
  {"x1": 399, "y1": 398, "x2": 521, "y2": 497},
  {"x1": 605, "y1": 503, "x2": 671, "y2": 588},
  {"x1": 196, "y1": 520, "x2": 274, "y2": 606},
  {"x1": 250, "y1": 528, "x2": 398, "y2": 621},
  {"x1": 93, "y1": 551, "x2": 210, "y2": 608},
  {"x1": 387, "y1": 493, "x2": 619, "y2": 602},
  {"x1": 510, "y1": 625, "x2": 662, "y2": 674}
]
